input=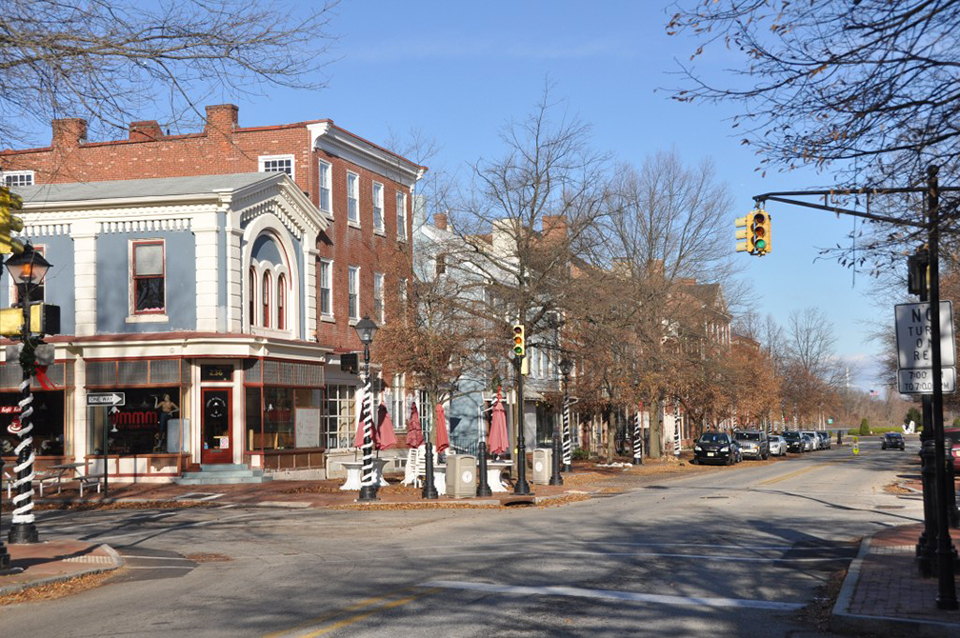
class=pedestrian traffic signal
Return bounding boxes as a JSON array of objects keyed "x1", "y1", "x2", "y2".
[
  {"x1": 512, "y1": 323, "x2": 525, "y2": 358},
  {"x1": 735, "y1": 214, "x2": 753, "y2": 253},
  {"x1": 751, "y1": 209, "x2": 771, "y2": 255},
  {"x1": 0, "y1": 187, "x2": 24, "y2": 255}
]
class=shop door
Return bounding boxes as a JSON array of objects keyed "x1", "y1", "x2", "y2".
[{"x1": 201, "y1": 389, "x2": 232, "y2": 464}]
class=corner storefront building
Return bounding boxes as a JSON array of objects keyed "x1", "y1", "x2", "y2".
[{"x1": 0, "y1": 173, "x2": 337, "y2": 481}]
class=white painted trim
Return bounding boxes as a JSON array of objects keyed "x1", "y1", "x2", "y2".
[
  {"x1": 307, "y1": 122, "x2": 423, "y2": 187},
  {"x1": 317, "y1": 158, "x2": 333, "y2": 216},
  {"x1": 346, "y1": 171, "x2": 360, "y2": 225},
  {"x1": 258, "y1": 154, "x2": 296, "y2": 181},
  {"x1": 2, "y1": 169, "x2": 35, "y2": 187},
  {"x1": 372, "y1": 181, "x2": 384, "y2": 232},
  {"x1": 241, "y1": 217, "x2": 300, "y2": 339}
]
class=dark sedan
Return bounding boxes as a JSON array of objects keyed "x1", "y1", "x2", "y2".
[
  {"x1": 882, "y1": 432, "x2": 905, "y2": 450},
  {"x1": 782, "y1": 431, "x2": 805, "y2": 453},
  {"x1": 693, "y1": 432, "x2": 738, "y2": 465}
]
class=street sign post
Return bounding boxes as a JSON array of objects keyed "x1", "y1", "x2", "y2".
[
  {"x1": 86, "y1": 392, "x2": 125, "y2": 407},
  {"x1": 896, "y1": 302, "x2": 957, "y2": 395}
]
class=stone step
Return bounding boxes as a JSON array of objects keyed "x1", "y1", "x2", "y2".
[
  {"x1": 200, "y1": 464, "x2": 251, "y2": 472},
  {"x1": 179, "y1": 470, "x2": 264, "y2": 480},
  {"x1": 176, "y1": 475, "x2": 273, "y2": 485}
]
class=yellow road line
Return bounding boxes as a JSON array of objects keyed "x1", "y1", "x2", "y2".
[
  {"x1": 265, "y1": 586, "x2": 440, "y2": 638},
  {"x1": 299, "y1": 588, "x2": 441, "y2": 638},
  {"x1": 758, "y1": 464, "x2": 819, "y2": 486}
]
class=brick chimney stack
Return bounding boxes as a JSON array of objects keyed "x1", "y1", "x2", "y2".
[
  {"x1": 542, "y1": 215, "x2": 567, "y2": 241},
  {"x1": 434, "y1": 212, "x2": 448, "y2": 231},
  {"x1": 129, "y1": 121, "x2": 163, "y2": 142},
  {"x1": 204, "y1": 104, "x2": 239, "y2": 136},
  {"x1": 51, "y1": 118, "x2": 87, "y2": 149}
]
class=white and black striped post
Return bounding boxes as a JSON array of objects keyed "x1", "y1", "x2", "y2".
[
  {"x1": 673, "y1": 399, "x2": 681, "y2": 457},
  {"x1": 633, "y1": 405, "x2": 643, "y2": 465},
  {"x1": 353, "y1": 316, "x2": 379, "y2": 503},
  {"x1": 559, "y1": 358, "x2": 573, "y2": 472}
]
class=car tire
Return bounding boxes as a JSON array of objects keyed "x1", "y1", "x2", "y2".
[{"x1": 691, "y1": 458, "x2": 698, "y2": 465}]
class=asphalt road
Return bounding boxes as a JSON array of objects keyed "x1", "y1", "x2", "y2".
[{"x1": 0, "y1": 441, "x2": 923, "y2": 637}]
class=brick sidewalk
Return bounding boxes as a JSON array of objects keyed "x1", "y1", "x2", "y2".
[
  {"x1": 833, "y1": 523, "x2": 960, "y2": 637},
  {"x1": 0, "y1": 540, "x2": 123, "y2": 596}
]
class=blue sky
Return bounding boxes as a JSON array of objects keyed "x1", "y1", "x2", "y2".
[
  {"x1": 64, "y1": 2, "x2": 894, "y2": 387},
  {"x1": 224, "y1": 1, "x2": 886, "y2": 389}
]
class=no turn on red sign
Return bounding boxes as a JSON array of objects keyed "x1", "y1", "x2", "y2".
[{"x1": 895, "y1": 301, "x2": 956, "y2": 394}]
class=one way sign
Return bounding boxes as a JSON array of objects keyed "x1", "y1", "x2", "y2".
[{"x1": 86, "y1": 392, "x2": 125, "y2": 407}]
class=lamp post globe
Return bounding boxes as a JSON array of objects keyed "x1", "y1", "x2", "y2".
[
  {"x1": 353, "y1": 316, "x2": 379, "y2": 503},
  {"x1": 6, "y1": 244, "x2": 52, "y2": 544}
]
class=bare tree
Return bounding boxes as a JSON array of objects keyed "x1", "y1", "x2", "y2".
[
  {"x1": 667, "y1": 1, "x2": 960, "y2": 189},
  {"x1": 0, "y1": 0, "x2": 338, "y2": 146}
]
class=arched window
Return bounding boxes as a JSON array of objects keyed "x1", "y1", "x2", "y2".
[
  {"x1": 277, "y1": 274, "x2": 286, "y2": 330},
  {"x1": 262, "y1": 271, "x2": 272, "y2": 328},
  {"x1": 248, "y1": 267, "x2": 256, "y2": 329}
]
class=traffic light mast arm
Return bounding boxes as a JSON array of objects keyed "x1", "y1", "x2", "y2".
[{"x1": 753, "y1": 193, "x2": 927, "y2": 229}]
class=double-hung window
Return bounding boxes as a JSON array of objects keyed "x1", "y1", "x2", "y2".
[
  {"x1": 319, "y1": 259, "x2": 333, "y2": 317},
  {"x1": 132, "y1": 241, "x2": 165, "y2": 314},
  {"x1": 348, "y1": 266, "x2": 359, "y2": 320},
  {"x1": 2, "y1": 171, "x2": 34, "y2": 187},
  {"x1": 259, "y1": 155, "x2": 294, "y2": 179},
  {"x1": 374, "y1": 272, "x2": 384, "y2": 323},
  {"x1": 396, "y1": 191, "x2": 407, "y2": 240},
  {"x1": 372, "y1": 182, "x2": 384, "y2": 232},
  {"x1": 347, "y1": 172, "x2": 359, "y2": 224},
  {"x1": 318, "y1": 160, "x2": 332, "y2": 214}
]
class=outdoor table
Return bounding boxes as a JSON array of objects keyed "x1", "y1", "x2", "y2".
[
  {"x1": 41, "y1": 462, "x2": 89, "y2": 496},
  {"x1": 339, "y1": 459, "x2": 389, "y2": 491},
  {"x1": 485, "y1": 460, "x2": 512, "y2": 493}
]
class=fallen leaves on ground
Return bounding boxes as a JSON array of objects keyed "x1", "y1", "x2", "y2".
[
  {"x1": 184, "y1": 553, "x2": 230, "y2": 563},
  {"x1": 0, "y1": 571, "x2": 112, "y2": 605},
  {"x1": 332, "y1": 501, "x2": 499, "y2": 511}
]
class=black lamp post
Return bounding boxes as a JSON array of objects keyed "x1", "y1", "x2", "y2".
[
  {"x1": 6, "y1": 245, "x2": 50, "y2": 544},
  {"x1": 353, "y1": 315, "x2": 378, "y2": 503},
  {"x1": 559, "y1": 357, "x2": 573, "y2": 472}
]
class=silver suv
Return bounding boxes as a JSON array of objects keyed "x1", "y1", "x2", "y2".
[{"x1": 733, "y1": 430, "x2": 769, "y2": 460}]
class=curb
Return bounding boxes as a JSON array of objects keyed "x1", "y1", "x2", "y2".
[
  {"x1": 0, "y1": 543, "x2": 124, "y2": 598},
  {"x1": 831, "y1": 535, "x2": 960, "y2": 638}
]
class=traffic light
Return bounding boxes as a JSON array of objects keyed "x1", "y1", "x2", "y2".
[
  {"x1": 751, "y1": 209, "x2": 771, "y2": 255},
  {"x1": 512, "y1": 323, "x2": 525, "y2": 358},
  {"x1": 0, "y1": 187, "x2": 24, "y2": 255},
  {"x1": 735, "y1": 214, "x2": 753, "y2": 253}
]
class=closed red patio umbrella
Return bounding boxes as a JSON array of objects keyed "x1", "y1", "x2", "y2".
[
  {"x1": 406, "y1": 400, "x2": 424, "y2": 448},
  {"x1": 377, "y1": 401, "x2": 398, "y2": 450},
  {"x1": 435, "y1": 403, "x2": 449, "y2": 454},
  {"x1": 488, "y1": 392, "x2": 509, "y2": 456}
]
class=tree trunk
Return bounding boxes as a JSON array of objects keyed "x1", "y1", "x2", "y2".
[
  {"x1": 649, "y1": 397, "x2": 662, "y2": 458},
  {"x1": 605, "y1": 407, "x2": 615, "y2": 464}
]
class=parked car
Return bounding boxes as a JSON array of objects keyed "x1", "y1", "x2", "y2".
[
  {"x1": 783, "y1": 431, "x2": 806, "y2": 453},
  {"x1": 819, "y1": 431, "x2": 832, "y2": 449},
  {"x1": 801, "y1": 431, "x2": 821, "y2": 450},
  {"x1": 801, "y1": 434, "x2": 816, "y2": 452},
  {"x1": 882, "y1": 432, "x2": 906, "y2": 450},
  {"x1": 734, "y1": 430, "x2": 769, "y2": 460},
  {"x1": 693, "y1": 432, "x2": 739, "y2": 465},
  {"x1": 768, "y1": 435, "x2": 787, "y2": 457}
]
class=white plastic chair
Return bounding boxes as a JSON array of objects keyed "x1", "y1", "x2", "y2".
[{"x1": 402, "y1": 447, "x2": 420, "y2": 486}]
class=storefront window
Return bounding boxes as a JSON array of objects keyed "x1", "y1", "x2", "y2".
[
  {"x1": 245, "y1": 387, "x2": 262, "y2": 451},
  {"x1": 323, "y1": 385, "x2": 356, "y2": 449},
  {"x1": 0, "y1": 391, "x2": 64, "y2": 457},
  {"x1": 263, "y1": 386, "x2": 294, "y2": 449},
  {"x1": 87, "y1": 387, "x2": 181, "y2": 455}
]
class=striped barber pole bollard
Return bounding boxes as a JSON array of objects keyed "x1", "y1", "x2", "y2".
[
  {"x1": 9, "y1": 373, "x2": 38, "y2": 542},
  {"x1": 633, "y1": 409, "x2": 643, "y2": 464},
  {"x1": 562, "y1": 399, "x2": 572, "y2": 471},
  {"x1": 673, "y1": 400, "x2": 681, "y2": 456},
  {"x1": 357, "y1": 377, "x2": 377, "y2": 502}
]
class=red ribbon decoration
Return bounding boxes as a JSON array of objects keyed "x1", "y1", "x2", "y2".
[{"x1": 35, "y1": 365, "x2": 56, "y2": 391}]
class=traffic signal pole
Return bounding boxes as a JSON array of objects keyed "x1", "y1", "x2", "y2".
[{"x1": 751, "y1": 167, "x2": 958, "y2": 609}]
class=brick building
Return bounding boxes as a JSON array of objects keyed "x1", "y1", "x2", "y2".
[{"x1": 0, "y1": 106, "x2": 424, "y2": 480}]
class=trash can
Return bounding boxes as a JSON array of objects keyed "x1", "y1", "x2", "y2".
[
  {"x1": 445, "y1": 454, "x2": 477, "y2": 498},
  {"x1": 533, "y1": 448, "x2": 552, "y2": 485}
]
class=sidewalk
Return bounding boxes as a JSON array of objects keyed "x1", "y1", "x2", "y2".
[
  {"x1": 832, "y1": 523, "x2": 960, "y2": 637},
  {"x1": 0, "y1": 540, "x2": 123, "y2": 597}
]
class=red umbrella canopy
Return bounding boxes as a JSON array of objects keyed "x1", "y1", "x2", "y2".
[
  {"x1": 406, "y1": 400, "x2": 424, "y2": 448},
  {"x1": 377, "y1": 401, "x2": 398, "y2": 451},
  {"x1": 435, "y1": 403, "x2": 449, "y2": 454},
  {"x1": 353, "y1": 390, "x2": 379, "y2": 449},
  {"x1": 488, "y1": 396, "x2": 509, "y2": 456}
]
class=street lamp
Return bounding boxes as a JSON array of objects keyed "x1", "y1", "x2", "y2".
[
  {"x1": 353, "y1": 315, "x2": 379, "y2": 503},
  {"x1": 6, "y1": 244, "x2": 51, "y2": 544},
  {"x1": 559, "y1": 357, "x2": 573, "y2": 473}
]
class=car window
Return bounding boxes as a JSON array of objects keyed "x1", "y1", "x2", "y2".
[
  {"x1": 698, "y1": 433, "x2": 728, "y2": 443},
  {"x1": 735, "y1": 432, "x2": 760, "y2": 440}
]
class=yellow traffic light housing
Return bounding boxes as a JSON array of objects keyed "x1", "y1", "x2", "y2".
[
  {"x1": 0, "y1": 186, "x2": 24, "y2": 255},
  {"x1": 735, "y1": 214, "x2": 753, "y2": 253},
  {"x1": 512, "y1": 323, "x2": 525, "y2": 358},
  {"x1": 751, "y1": 209, "x2": 771, "y2": 255}
]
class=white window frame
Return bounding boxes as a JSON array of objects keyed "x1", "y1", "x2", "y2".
[
  {"x1": 318, "y1": 159, "x2": 332, "y2": 215},
  {"x1": 258, "y1": 154, "x2": 295, "y2": 179},
  {"x1": 373, "y1": 272, "x2": 385, "y2": 324},
  {"x1": 372, "y1": 182, "x2": 384, "y2": 233},
  {"x1": 348, "y1": 265, "x2": 360, "y2": 321},
  {"x1": 126, "y1": 239, "x2": 169, "y2": 323},
  {"x1": 396, "y1": 191, "x2": 407, "y2": 240},
  {"x1": 319, "y1": 258, "x2": 333, "y2": 320},
  {"x1": 2, "y1": 171, "x2": 34, "y2": 187},
  {"x1": 347, "y1": 172, "x2": 360, "y2": 226}
]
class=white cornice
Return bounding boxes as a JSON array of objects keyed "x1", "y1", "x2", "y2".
[
  {"x1": 308, "y1": 122, "x2": 424, "y2": 187},
  {"x1": 56, "y1": 336, "x2": 332, "y2": 362}
]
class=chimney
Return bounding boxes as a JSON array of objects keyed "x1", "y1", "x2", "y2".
[
  {"x1": 51, "y1": 118, "x2": 87, "y2": 149},
  {"x1": 677, "y1": 277, "x2": 698, "y2": 286},
  {"x1": 204, "y1": 104, "x2": 239, "y2": 136},
  {"x1": 433, "y1": 212, "x2": 448, "y2": 231},
  {"x1": 542, "y1": 215, "x2": 568, "y2": 241},
  {"x1": 129, "y1": 120, "x2": 163, "y2": 142}
]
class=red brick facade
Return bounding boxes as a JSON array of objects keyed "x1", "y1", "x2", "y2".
[{"x1": 0, "y1": 104, "x2": 422, "y2": 354}]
